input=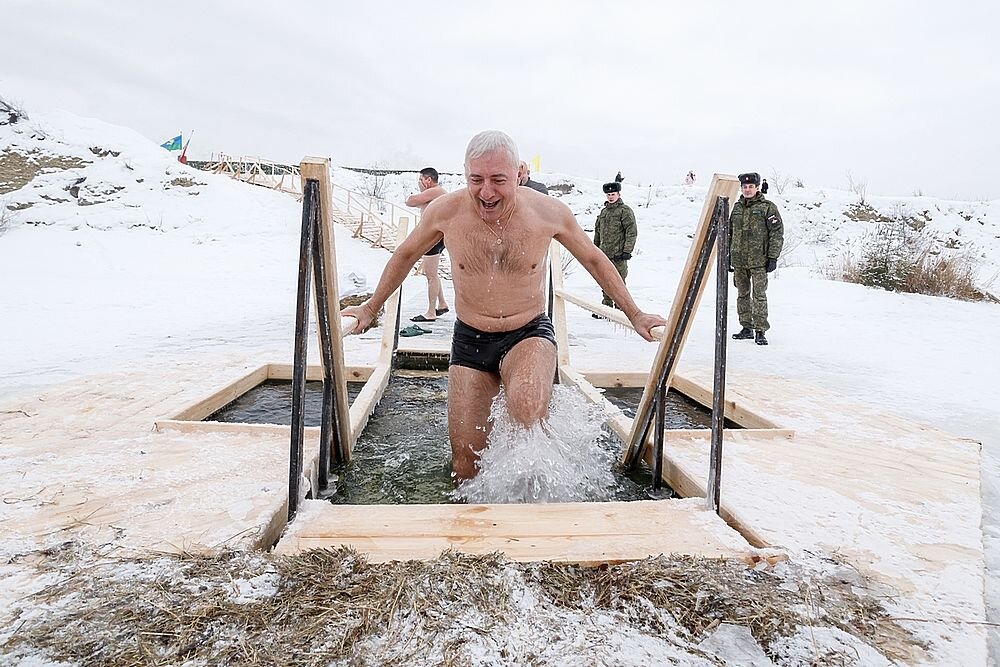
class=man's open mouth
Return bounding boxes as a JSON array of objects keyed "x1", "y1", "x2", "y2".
[{"x1": 480, "y1": 199, "x2": 499, "y2": 210}]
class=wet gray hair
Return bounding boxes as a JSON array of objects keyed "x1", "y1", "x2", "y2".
[{"x1": 464, "y1": 130, "x2": 519, "y2": 172}]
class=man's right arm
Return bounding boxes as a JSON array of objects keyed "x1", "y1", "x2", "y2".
[{"x1": 341, "y1": 212, "x2": 444, "y2": 332}]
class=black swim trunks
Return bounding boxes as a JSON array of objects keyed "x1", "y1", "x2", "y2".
[
  {"x1": 424, "y1": 239, "x2": 445, "y2": 256},
  {"x1": 450, "y1": 314, "x2": 556, "y2": 374}
]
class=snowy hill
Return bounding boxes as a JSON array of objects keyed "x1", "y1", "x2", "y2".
[{"x1": 3, "y1": 106, "x2": 1000, "y2": 665}]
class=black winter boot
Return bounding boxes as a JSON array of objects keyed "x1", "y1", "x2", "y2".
[
  {"x1": 732, "y1": 327, "x2": 753, "y2": 340},
  {"x1": 755, "y1": 330, "x2": 768, "y2": 345}
]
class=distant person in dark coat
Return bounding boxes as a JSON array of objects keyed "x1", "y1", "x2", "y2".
[
  {"x1": 729, "y1": 172, "x2": 783, "y2": 346},
  {"x1": 760, "y1": 178, "x2": 769, "y2": 194},
  {"x1": 593, "y1": 181, "x2": 637, "y2": 314},
  {"x1": 517, "y1": 160, "x2": 548, "y2": 194},
  {"x1": 684, "y1": 170, "x2": 696, "y2": 185},
  {"x1": 614, "y1": 170, "x2": 624, "y2": 184}
]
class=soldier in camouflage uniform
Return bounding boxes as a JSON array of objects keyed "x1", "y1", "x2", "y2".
[
  {"x1": 728, "y1": 172, "x2": 783, "y2": 345},
  {"x1": 593, "y1": 181, "x2": 637, "y2": 312}
]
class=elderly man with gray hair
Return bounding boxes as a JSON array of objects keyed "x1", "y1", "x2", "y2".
[{"x1": 343, "y1": 130, "x2": 665, "y2": 480}]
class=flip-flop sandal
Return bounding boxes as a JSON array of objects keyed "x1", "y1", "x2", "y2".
[
  {"x1": 435, "y1": 307, "x2": 450, "y2": 316},
  {"x1": 410, "y1": 314, "x2": 436, "y2": 322},
  {"x1": 399, "y1": 325, "x2": 427, "y2": 337},
  {"x1": 415, "y1": 326, "x2": 433, "y2": 334}
]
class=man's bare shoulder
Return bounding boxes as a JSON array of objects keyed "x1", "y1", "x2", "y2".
[
  {"x1": 423, "y1": 188, "x2": 469, "y2": 220},
  {"x1": 520, "y1": 187, "x2": 574, "y2": 222}
]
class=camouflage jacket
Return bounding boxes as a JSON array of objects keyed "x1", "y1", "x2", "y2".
[
  {"x1": 728, "y1": 193, "x2": 783, "y2": 268},
  {"x1": 594, "y1": 200, "x2": 637, "y2": 260}
]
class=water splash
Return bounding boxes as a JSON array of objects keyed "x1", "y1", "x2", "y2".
[{"x1": 453, "y1": 385, "x2": 617, "y2": 504}]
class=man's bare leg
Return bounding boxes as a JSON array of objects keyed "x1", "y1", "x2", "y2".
[
  {"x1": 499, "y1": 338, "x2": 557, "y2": 428},
  {"x1": 448, "y1": 365, "x2": 501, "y2": 481},
  {"x1": 422, "y1": 254, "x2": 448, "y2": 317}
]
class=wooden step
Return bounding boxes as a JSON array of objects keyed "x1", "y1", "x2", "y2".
[{"x1": 274, "y1": 498, "x2": 762, "y2": 565}]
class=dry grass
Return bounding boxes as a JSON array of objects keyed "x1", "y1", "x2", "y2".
[
  {"x1": 2, "y1": 543, "x2": 919, "y2": 666},
  {"x1": 832, "y1": 236, "x2": 992, "y2": 301},
  {"x1": 0, "y1": 149, "x2": 90, "y2": 195},
  {"x1": 529, "y1": 555, "x2": 918, "y2": 663}
]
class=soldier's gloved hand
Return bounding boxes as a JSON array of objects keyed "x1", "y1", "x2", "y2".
[
  {"x1": 620, "y1": 252, "x2": 631, "y2": 260},
  {"x1": 766, "y1": 258, "x2": 777, "y2": 273},
  {"x1": 728, "y1": 266, "x2": 734, "y2": 273}
]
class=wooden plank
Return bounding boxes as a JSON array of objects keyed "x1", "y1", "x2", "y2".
[
  {"x1": 267, "y1": 363, "x2": 374, "y2": 383},
  {"x1": 548, "y1": 242, "x2": 571, "y2": 368},
  {"x1": 349, "y1": 363, "x2": 391, "y2": 444},
  {"x1": 283, "y1": 535, "x2": 746, "y2": 565},
  {"x1": 153, "y1": 420, "x2": 319, "y2": 438},
  {"x1": 554, "y1": 287, "x2": 666, "y2": 340},
  {"x1": 627, "y1": 174, "x2": 740, "y2": 463},
  {"x1": 579, "y1": 370, "x2": 648, "y2": 387},
  {"x1": 274, "y1": 499, "x2": 758, "y2": 564},
  {"x1": 170, "y1": 365, "x2": 270, "y2": 421},
  {"x1": 670, "y1": 374, "x2": 780, "y2": 430},
  {"x1": 578, "y1": 370, "x2": 787, "y2": 433},
  {"x1": 300, "y1": 157, "x2": 353, "y2": 457}
]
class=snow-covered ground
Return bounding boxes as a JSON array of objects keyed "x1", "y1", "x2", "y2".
[{"x1": 2, "y1": 108, "x2": 999, "y2": 663}]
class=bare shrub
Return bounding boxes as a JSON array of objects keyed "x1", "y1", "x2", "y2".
[
  {"x1": 0, "y1": 200, "x2": 17, "y2": 236},
  {"x1": 846, "y1": 170, "x2": 868, "y2": 204},
  {"x1": 0, "y1": 95, "x2": 28, "y2": 124},
  {"x1": 359, "y1": 163, "x2": 386, "y2": 202},
  {"x1": 828, "y1": 214, "x2": 992, "y2": 301},
  {"x1": 793, "y1": 178, "x2": 805, "y2": 188},
  {"x1": 768, "y1": 168, "x2": 792, "y2": 195}
]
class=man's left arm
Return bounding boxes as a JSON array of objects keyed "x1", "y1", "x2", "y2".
[
  {"x1": 621, "y1": 207, "x2": 637, "y2": 257},
  {"x1": 405, "y1": 186, "x2": 444, "y2": 208},
  {"x1": 555, "y1": 209, "x2": 665, "y2": 341},
  {"x1": 766, "y1": 203, "x2": 784, "y2": 260}
]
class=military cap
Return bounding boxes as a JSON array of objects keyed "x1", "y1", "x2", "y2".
[
  {"x1": 603, "y1": 182, "x2": 622, "y2": 193},
  {"x1": 738, "y1": 172, "x2": 761, "y2": 186}
]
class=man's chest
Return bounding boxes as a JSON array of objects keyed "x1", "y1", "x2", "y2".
[{"x1": 446, "y1": 222, "x2": 548, "y2": 276}]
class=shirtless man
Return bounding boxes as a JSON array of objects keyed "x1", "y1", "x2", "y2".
[
  {"x1": 405, "y1": 167, "x2": 450, "y2": 321},
  {"x1": 344, "y1": 131, "x2": 665, "y2": 480}
]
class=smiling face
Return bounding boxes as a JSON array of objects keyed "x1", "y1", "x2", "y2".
[{"x1": 465, "y1": 149, "x2": 519, "y2": 222}]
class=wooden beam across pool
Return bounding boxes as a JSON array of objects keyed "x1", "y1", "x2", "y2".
[{"x1": 273, "y1": 498, "x2": 769, "y2": 566}]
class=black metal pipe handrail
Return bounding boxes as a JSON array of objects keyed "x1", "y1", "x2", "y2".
[
  {"x1": 311, "y1": 188, "x2": 346, "y2": 476},
  {"x1": 623, "y1": 215, "x2": 719, "y2": 469},
  {"x1": 288, "y1": 181, "x2": 317, "y2": 520},
  {"x1": 288, "y1": 178, "x2": 346, "y2": 520},
  {"x1": 639, "y1": 196, "x2": 730, "y2": 515},
  {"x1": 707, "y1": 197, "x2": 730, "y2": 514}
]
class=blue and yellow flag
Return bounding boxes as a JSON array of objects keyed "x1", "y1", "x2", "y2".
[{"x1": 160, "y1": 135, "x2": 182, "y2": 151}]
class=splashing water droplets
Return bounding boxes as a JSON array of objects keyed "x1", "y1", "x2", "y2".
[{"x1": 452, "y1": 386, "x2": 617, "y2": 504}]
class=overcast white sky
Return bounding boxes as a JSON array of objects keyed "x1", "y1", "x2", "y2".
[{"x1": 3, "y1": 0, "x2": 998, "y2": 199}]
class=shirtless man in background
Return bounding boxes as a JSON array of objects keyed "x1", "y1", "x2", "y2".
[
  {"x1": 405, "y1": 167, "x2": 449, "y2": 321},
  {"x1": 344, "y1": 131, "x2": 665, "y2": 480}
]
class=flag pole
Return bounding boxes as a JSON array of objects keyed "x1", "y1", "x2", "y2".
[{"x1": 179, "y1": 130, "x2": 194, "y2": 164}]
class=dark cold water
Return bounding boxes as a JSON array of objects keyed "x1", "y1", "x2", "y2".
[
  {"x1": 208, "y1": 379, "x2": 365, "y2": 426},
  {"x1": 601, "y1": 386, "x2": 741, "y2": 430},
  {"x1": 208, "y1": 375, "x2": 727, "y2": 505}
]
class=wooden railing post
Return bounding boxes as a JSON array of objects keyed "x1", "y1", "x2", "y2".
[{"x1": 300, "y1": 157, "x2": 354, "y2": 459}]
